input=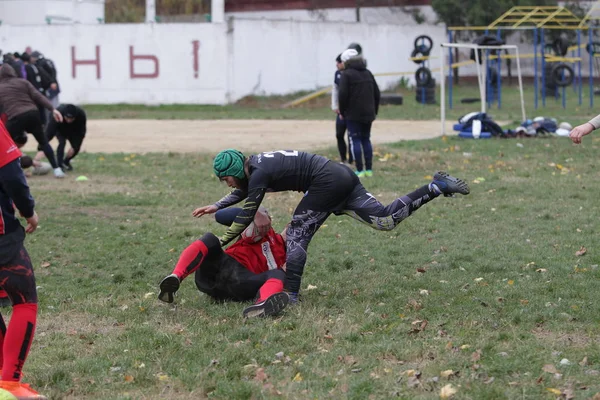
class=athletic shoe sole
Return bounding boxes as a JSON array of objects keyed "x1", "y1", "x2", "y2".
[
  {"x1": 158, "y1": 274, "x2": 180, "y2": 303},
  {"x1": 243, "y1": 292, "x2": 290, "y2": 318},
  {"x1": 433, "y1": 171, "x2": 470, "y2": 196}
]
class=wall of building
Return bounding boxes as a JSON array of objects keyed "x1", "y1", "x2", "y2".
[
  {"x1": 0, "y1": 16, "x2": 592, "y2": 105},
  {"x1": 0, "y1": 0, "x2": 105, "y2": 25}
]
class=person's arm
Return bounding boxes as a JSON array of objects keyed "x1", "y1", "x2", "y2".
[
  {"x1": 338, "y1": 72, "x2": 349, "y2": 116},
  {"x1": 570, "y1": 114, "x2": 600, "y2": 144},
  {"x1": 331, "y1": 71, "x2": 340, "y2": 111},
  {"x1": 214, "y1": 189, "x2": 247, "y2": 209},
  {"x1": 219, "y1": 186, "x2": 267, "y2": 246},
  {"x1": 0, "y1": 158, "x2": 35, "y2": 219}
]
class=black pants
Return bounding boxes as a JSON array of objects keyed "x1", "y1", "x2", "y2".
[
  {"x1": 284, "y1": 162, "x2": 439, "y2": 293},
  {"x1": 194, "y1": 233, "x2": 285, "y2": 302},
  {"x1": 0, "y1": 229, "x2": 37, "y2": 306},
  {"x1": 335, "y1": 114, "x2": 352, "y2": 164},
  {"x1": 6, "y1": 110, "x2": 58, "y2": 169}
]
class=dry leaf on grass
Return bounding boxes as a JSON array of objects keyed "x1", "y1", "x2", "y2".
[
  {"x1": 575, "y1": 246, "x2": 587, "y2": 256},
  {"x1": 542, "y1": 364, "x2": 559, "y2": 374},
  {"x1": 254, "y1": 368, "x2": 267, "y2": 382},
  {"x1": 440, "y1": 384, "x2": 457, "y2": 399},
  {"x1": 41, "y1": 262, "x2": 50, "y2": 268},
  {"x1": 124, "y1": 375, "x2": 134, "y2": 382}
]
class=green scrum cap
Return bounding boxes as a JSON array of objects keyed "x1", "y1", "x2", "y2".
[{"x1": 213, "y1": 149, "x2": 246, "y2": 179}]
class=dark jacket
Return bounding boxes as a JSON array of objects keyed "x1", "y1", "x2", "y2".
[
  {"x1": 47, "y1": 104, "x2": 86, "y2": 139},
  {"x1": 37, "y1": 57, "x2": 59, "y2": 95},
  {"x1": 0, "y1": 64, "x2": 54, "y2": 119},
  {"x1": 338, "y1": 58, "x2": 381, "y2": 123},
  {"x1": 0, "y1": 122, "x2": 34, "y2": 236},
  {"x1": 24, "y1": 63, "x2": 45, "y2": 93}
]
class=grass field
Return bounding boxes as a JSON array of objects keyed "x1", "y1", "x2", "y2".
[
  {"x1": 12, "y1": 133, "x2": 600, "y2": 399},
  {"x1": 84, "y1": 83, "x2": 600, "y2": 127}
]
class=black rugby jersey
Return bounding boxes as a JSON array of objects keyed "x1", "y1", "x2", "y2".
[{"x1": 214, "y1": 150, "x2": 330, "y2": 246}]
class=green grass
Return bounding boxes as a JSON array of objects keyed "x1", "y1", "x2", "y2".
[
  {"x1": 85, "y1": 83, "x2": 600, "y2": 126},
  {"x1": 8, "y1": 136, "x2": 600, "y2": 399}
]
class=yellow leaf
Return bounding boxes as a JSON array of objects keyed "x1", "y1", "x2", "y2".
[
  {"x1": 157, "y1": 373, "x2": 169, "y2": 381},
  {"x1": 144, "y1": 292, "x2": 154, "y2": 299},
  {"x1": 424, "y1": 175, "x2": 433, "y2": 180},
  {"x1": 508, "y1": 280, "x2": 514, "y2": 285},
  {"x1": 460, "y1": 344, "x2": 470, "y2": 350},
  {"x1": 546, "y1": 388, "x2": 562, "y2": 395},
  {"x1": 124, "y1": 375, "x2": 134, "y2": 382},
  {"x1": 556, "y1": 164, "x2": 563, "y2": 170},
  {"x1": 405, "y1": 369, "x2": 417, "y2": 377},
  {"x1": 292, "y1": 372, "x2": 303, "y2": 382},
  {"x1": 440, "y1": 384, "x2": 457, "y2": 399},
  {"x1": 98, "y1": 156, "x2": 105, "y2": 161},
  {"x1": 440, "y1": 370, "x2": 454, "y2": 378}
]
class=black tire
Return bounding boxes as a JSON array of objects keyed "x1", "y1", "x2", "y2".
[
  {"x1": 553, "y1": 37, "x2": 570, "y2": 57},
  {"x1": 586, "y1": 42, "x2": 600, "y2": 55},
  {"x1": 379, "y1": 93, "x2": 403, "y2": 105},
  {"x1": 413, "y1": 35, "x2": 433, "y2": 55},
  {"x1": 415, "y1": 67, "x2": 432, "y2": 86},
  {"x1": 551, "y1": 63, "x2": 574, "y2": 87},
  {"x1": 415, "y1": 87, "x2": 435, "y2": 96},
  {"x1": 410, "y1": 48, "x2": 428, "y2": 64}
]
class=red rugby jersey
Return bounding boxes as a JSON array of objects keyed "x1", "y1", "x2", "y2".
[{"x1": 225, "y1": 228, "x2": 286, "y2": 274}]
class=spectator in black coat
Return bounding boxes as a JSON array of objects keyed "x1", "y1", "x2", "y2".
[{"x1": 338, "y1": 49, "x2": 380, "y2": 178}]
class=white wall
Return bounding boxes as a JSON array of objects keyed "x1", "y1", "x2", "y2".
[
  {"x1": 0, "y1": 0, "x2": 105, "y2": 25},
  {"x1": 225, "y1": 6, "x2": 439, "y2": 25},
  {"x1": 0, "y1": 24, "x2": 228, "y2": 104},
  {"x1": 0, "y1": 19, "x2": 448, "y2": 104},
  {"x1": 229, "y1": 19, "x2": 447, "y2": 100},
  {"x1": 3, "y1": 19, "x2": 589, "y2": 105}
]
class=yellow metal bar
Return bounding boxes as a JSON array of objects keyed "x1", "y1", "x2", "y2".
[
  {"x1": 488, "y1": 6, "x2": 517, "y2": 28},
  {"x1": 281, "y1": 86, "x2": 332, "y2": 108}
]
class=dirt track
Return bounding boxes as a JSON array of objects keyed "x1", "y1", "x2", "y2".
[{"x1": 22, "y1": 119, "x2": 452, "y2": 154}]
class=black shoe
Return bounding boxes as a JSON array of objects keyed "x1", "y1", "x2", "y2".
[
  {"x1": 62, "y1": 161, "x2": 73, "y2": 171},
  {"x1": 431, "y1": 171, "x2": 470, "y2": 197},
  {"x1": 158, "y1": 274, "x2": 180, "y2": 303},
  {"x1": 242, "y1": 292, "x2": 289, "y2": 318}
]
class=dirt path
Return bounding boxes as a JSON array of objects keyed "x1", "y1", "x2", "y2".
[{"x1": 22, "y1": 119, "x2": 453, "y2": 154}]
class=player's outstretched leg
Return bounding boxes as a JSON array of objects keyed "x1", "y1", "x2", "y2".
[
  {"x1": 429, "y1": 171, "x2": 470, "y2": 197},
  {"x1": 158, "y1": 274, "x2": 180, "y2": 304},
  {"x1": 243, "y1": 292, "x2": 290, "y2": 318}
]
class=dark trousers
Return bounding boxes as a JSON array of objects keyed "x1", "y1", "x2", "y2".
[
  {"x1": 284, "y1": 162, "x2": 439, "y2": 293},
  {"x1": 194, "y1": 233, "x2": 285, "y2": 302},
  {"x1": 6, "y1": 110, "x2": 58, "y2": 169},
  {"x1": 0, "y1": 229, "x2": 37, "y2": 306},
  {"x1": 335, "y1": 115, "x2": 352, "y2": 164},
  {"x1": 347, "y1": 120, "x2": 373, "y2": 172}
]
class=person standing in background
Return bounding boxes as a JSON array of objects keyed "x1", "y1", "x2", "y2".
[
  {"x1": 331, "y1": 53, "x2": 352, "y2": 165},
  {"x1": 338, "y1": 48, "x2": 380, "y2": 178}
]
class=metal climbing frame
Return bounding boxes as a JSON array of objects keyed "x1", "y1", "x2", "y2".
[{"x1": 447, "y1": 6, "x2": 588, "y2": 111}]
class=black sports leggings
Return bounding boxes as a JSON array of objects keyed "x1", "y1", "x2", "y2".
[
  {"x1": 284, "y1": 162, "x2": 439, "y2": 293},
  {"x1": 194, "y1": 233, "x2": 285, "y2": 302},
  {"x1": 6, "y1": 110, "x2": 59, "y2": 169},
  {"x1": 0, "y1": 230, "x2": 37, "y2": 306}
]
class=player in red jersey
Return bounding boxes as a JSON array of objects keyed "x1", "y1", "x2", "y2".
[
  {"x1": 158, "y1": 207, "x2": 289, "y2": 318},
  {"x1": 0, "y1": 120, "x2": 47, "y2": 399}
]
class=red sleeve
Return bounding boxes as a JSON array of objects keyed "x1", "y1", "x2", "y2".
[{"x1": 0, "y1": 122, "x2": 22, "y2": 168}]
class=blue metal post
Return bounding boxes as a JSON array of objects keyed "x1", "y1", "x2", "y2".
[
  {"x1": 534, "y1": 28, "x2": 538, "y2": 109},
  {"x1": 541, "y1": 28, "x2": 546, "y2": 107},
  {"x1": 496, "y1": 28, "x2": 502, "y2": 109},
  {"x1": 578, "y1": 29, "x2": 582, "y2": 106},
  {"x1": 448, "y1": 29, "x2": 453, "y2": 109},
  {"x1": 485, "y1": 29, "x2": 491, "y2": 109},
  {"x1": 590, "y1": 27, "x2": 594, "y2": 108}
]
